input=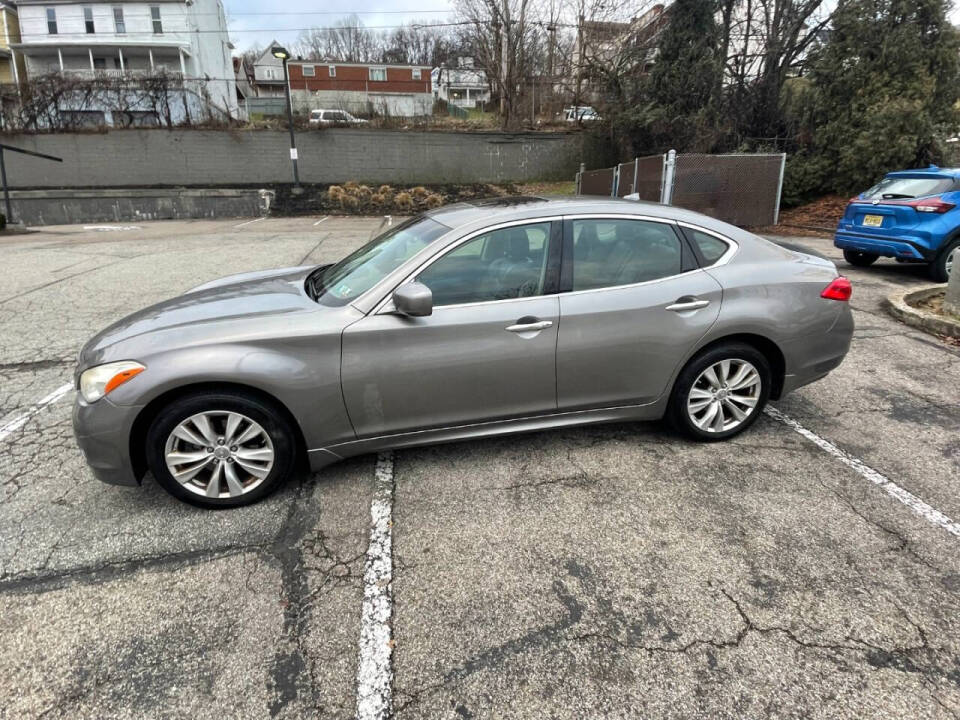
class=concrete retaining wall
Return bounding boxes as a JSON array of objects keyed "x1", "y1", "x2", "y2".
[
  {"x1": 5, "y1": 188, "x2": 268, "y2": 226},
  {"x1": 1, "y1": 128, "x2": 585, "y2": 188}
]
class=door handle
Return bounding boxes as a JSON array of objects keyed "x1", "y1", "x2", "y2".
[
  {"x1": 665, "y1": 299, "x2": 710, "y2": 312},
  {"x1": 506, "y1": 320, "x2": 553, "y2": 332}
]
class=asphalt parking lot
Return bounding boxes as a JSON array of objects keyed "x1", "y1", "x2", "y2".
[{"x1": 1, "y1": 215, "x2": 959, "y2": 719}]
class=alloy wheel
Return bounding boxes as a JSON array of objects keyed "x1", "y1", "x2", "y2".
[
  {"x1": 686, "y1": 359, "x2": 762, "y2": 433},
  {"x1": 164, "y1": 410, "x2": 275, "y2": 499}
]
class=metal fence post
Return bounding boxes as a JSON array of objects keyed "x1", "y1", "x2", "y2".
[
  {"x1": 661, "y1": 149, "x2": 677, "y2": 205},
  {"x1": 576, "y1": 162, "x2": 585, "y2": 195},
  {"x1": 773, "y1": 152, "x2": 787, "y2": 225},
  {"x1": 611, "y1": 164, "x2": 620, "y2": 197},
  {"x1": 632, "y1": 158, "x2": 639, "y2": 197}
]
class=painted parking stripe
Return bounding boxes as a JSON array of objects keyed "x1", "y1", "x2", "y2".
[
  {"x1": 233, "y1": 217, "x2": 266, "y2": 228},
  {"x1": 765, "y1": 406, "x2": 960, "y2": 538},
  {"x1": 0, "y1": 382, "x2": 73, "y2": 443},
  {"x1": 313, "y1": 216, "x2": 329, "y2": 226},
  {"x1": 356, "y1": 451, "x2": 396, "y2": 720}
]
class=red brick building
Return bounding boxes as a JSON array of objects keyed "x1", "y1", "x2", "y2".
[{"x1": 287, "y1": 61, "x2": 433, "y2": 117}]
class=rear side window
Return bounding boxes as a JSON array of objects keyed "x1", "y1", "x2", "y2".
[
  {"x1": 570, "y1": 219, "x2": 682, "y2": 290},
  {"x1": 686, "y1": 229, "x2": 730, "y2": 266},
  {"x1": 863, "y1": 177, "x2": 954, "y2": 200}
]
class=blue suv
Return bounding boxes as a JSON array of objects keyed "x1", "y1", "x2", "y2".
[{"x1": 834, "y1": 166, "x2": 959, "y2": 282}]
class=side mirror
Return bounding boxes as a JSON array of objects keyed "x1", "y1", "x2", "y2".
[{"x1": 393, "y1": 281, "x2": 433, "y2": 317}]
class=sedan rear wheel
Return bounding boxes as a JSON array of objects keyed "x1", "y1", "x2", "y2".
[
  {"x1": 668, "y1": 343, "x2": 772, "y2": 441},
  {"x1": 147, "y1": 391, "x2": 297, "y2": 508}
]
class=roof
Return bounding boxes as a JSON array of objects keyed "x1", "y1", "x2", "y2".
[
  {"x1": 288, "y1": 60, "x2": 430, "y2": 69},
  {"x1": 887, "y1": 165, "x2": 960, "y2": 178},
  {"x1": 423, "y1": 195, "x2": 755, "y2": 240}
]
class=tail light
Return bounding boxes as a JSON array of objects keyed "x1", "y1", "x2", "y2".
[
  {"x1": 906, "y1": 197, "x2": 955, "y2": 213},
  {"x1": 821, "y1": 276, "x2": 852, "y2": 301}
]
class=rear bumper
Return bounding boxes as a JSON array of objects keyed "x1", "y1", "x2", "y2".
[
  {"x1": 779, "y1": 305, "x2": 854, "y2": 397},
  {"x1": 834, "y1": 230, "x2": 937, "y2": 261},
  {"x1": 73, "y1": 395, "x2": 142, "y2": 486}
]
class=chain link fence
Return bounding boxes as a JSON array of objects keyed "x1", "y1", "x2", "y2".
[{"x1": 575, "y1": 151, "x2": 786, "y2": 226}]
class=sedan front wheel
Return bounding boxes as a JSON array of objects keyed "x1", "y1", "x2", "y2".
[
  {"x1": 668, "y1": 343, "x2": 771, "y2": 441},
  {"x1": 146, "y1": 391, "x2": 297, "y2": 508}
]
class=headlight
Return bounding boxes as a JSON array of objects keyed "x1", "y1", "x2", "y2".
[{"x1": 79, "y1": 361, "x2": 145, "y2": 403}]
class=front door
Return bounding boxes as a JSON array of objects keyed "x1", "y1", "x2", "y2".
[
  {"x1": 341, "y1": 220, "x2": 561, "y2": 438},
  {"x1": 556, "y1": 216, "x2": 723, "y2": 410}
]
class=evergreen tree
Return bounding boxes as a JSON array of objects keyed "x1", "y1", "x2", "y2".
[
  {"x1": 795, "y1": 0, "x2": 960, "y2": 195},
  {"x1": 615, "y1": 0, "x2": 723, "y2": 154}
]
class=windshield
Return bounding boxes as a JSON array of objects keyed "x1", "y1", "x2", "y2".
[
  {"x1": 863, "y1": 176, "x2": 954, "y2": 200},
  {"x1": 307, "y1": 215, "x2": 449, "y2": 306}
]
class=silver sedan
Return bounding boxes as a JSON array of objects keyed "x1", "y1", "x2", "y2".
[{"x1": 73, "y1": 197, "x2": 854, "y2": 508}]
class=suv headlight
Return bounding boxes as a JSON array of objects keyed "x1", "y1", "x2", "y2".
[{"x1": 79, "y1": 361, "x2": 145, "y2": 403}]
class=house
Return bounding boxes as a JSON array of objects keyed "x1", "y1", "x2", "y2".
[
  {"x1": 0, "y1": 1, "x2": 25, "y2": 85},
  {"x1": 12, "y1": 0, "x2": 238, "y2": 123},
  {"x1": 286, "y1": 61, "x2": 432, "y2": 117},
  {"x1": 431, "y1": 58, "x2": 489, "y2": 109},
  {"x1": 251, "y1": 41, "x2": 285, "y2": 98}
]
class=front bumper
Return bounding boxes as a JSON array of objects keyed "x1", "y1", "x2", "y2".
[
  {"x1": 834, "y1": 230, "x2": 936, "y2": 261},
  {"x1": 73, "y1": 395, "x2": 143, "y2": 486}
]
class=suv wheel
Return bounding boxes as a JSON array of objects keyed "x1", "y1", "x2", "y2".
[
  {"x1": 843, "y1": 249, "x2": 879, "y2": 267},
  {"x1": 668, "y1": 343, "x2": 772, "y2": 441},
  {"x1": 146, "y1": 390, "x2": 297, "y2": 508},
  {"x1": 929, "y1": 240, "x2": 958, "y2": 283}
]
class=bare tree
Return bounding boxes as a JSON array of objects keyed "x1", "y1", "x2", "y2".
[{"x1": 295, "y1": 15, "x2": 380, "y2": 62}]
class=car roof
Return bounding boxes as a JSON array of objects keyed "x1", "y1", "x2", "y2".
[
  {"x1": 423, "y1": 195, "x2": 748, "y2": 237},
  {"x1": 886, "y1": 165, "x2": 960, "y2": 179}
]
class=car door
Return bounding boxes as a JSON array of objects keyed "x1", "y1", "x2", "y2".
[
  {"x1": 340, "y1": 219, "x2": 562, "y2": 438},
  {"x1": 556, "y1": 215, "x2": 724, "y2": 411}
]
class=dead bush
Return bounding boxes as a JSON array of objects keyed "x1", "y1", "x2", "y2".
[
  {"x1": 424, "y1": 193, "x2": 444, "y2": 209},
  {"x1": 394, "y1": 192, "x2": 414, "y2": 211},
  {"x1": 327, "y1": 185, "x2": 345, "y2": 203},
  {"x1": 410, "y1": 186, "x2": 429, "y2": 200}
]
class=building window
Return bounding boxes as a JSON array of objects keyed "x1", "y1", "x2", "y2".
[
  {"x1": 93, "y1": 57, "x2": 106, "y2": 70},
  {"x1": 150, "y1": 6, "x2": 162, "y2": 34},
  {"x1": 369, "y1": 67, "x2": 387, "y2": 82},
  {"x1": 412, "y1": 68, "x2": 421, "y2": 80},
  {"x1": 83, "y1": 7, "x2": 94, "y2": 33},
  {"x1": 113, "y1": 7, "x2": 125, "y2": 34},
  {"x1": 46, "y1": 7, "x2": 57, "y2": 34},
  {"x1": 328, "y1": 66, "x2": 336, "y2": 77},
  {"x1": 301, "y1": 65, "x2": 315, "y2": 77}
]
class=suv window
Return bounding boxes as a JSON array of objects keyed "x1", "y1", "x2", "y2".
[
  {"x1": 417, "y1": 222, "x2": 552, "y2": 306},
  {"x1": 571, "y1": 219, "x2": 681, "y2": 291},
  {"x1": 686, "y1": 228, "x2": 729, "y2": 266},
  {"x1": 863, "y1": 176, "x2": 955, "y2": 200}
]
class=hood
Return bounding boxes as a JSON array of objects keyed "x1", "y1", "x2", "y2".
[{"x1": 79, "y1": 265, "x2": 320, "y2": 369}]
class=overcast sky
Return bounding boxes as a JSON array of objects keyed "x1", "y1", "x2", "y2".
[{"x1": 223, "y1": 0, "x2": 457, "y2": 52}]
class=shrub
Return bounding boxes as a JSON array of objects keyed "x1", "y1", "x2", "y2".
[
  {"x1": 394, "y1": 192, "x2": 414, "y2": 211},
  {"x1": 424, "y1": 193, "x2": 444, "y2": 209},
  {"x1": 410, "y1": 186, "x2": 429, "y2": 200}
]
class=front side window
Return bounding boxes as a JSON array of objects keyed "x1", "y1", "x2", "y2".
[
  {"x1": 308, "y1": 216, "x2": 449, "y2": 307},
  {"x1": 369, "y1": 67, "x2": 387, "y2": 82},
  {"x1": 150, "y1": 6, "x2": 162, "y2": 34},
  {"x1": 46, "y1": 7, "x2": 57, "y2": 34},
  {"x1": 571, "y1": 218, "x2": 682, "y2": 291},
  {"x1": 83, "y1": 7, "x2": 94, "y2": 33},
  {"x1": 417, "y1": 222, "x2": 553, "y2": 307},
  {"x1": 113, "y1": 7, "x2": 125, "y2": 33},
  {"x1": 685, "y1": 228, "x2": 730, "y2": 266}
]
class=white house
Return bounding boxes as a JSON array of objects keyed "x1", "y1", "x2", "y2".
[
  {"x1": 431, "y1": 59, "x2": 490, "y2": 109},
  {"x1": 250, "y1": 40, "x2": 285, "y2": 98},
  {"x1": 13, "y1": 0, "x2": 238, "y2": 122}
]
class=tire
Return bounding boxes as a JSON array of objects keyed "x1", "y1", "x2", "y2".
[
  {"x1": 928, "y1": 239, "x2": 959, "y2": 283},
  {"x1": 843, "y1": 249, "x2": 879, "y2": 267},
  {"x1": 146, "y1": 390, "x2": 298, "y2": 509},
  {"x1": 667, "y1": 342, "x2": 772, "y2": 441}
]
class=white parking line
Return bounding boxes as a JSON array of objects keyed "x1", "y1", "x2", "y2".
[
  {"x1": 765, "y1": 406, "x2": 960, "y2": 538},
  {"x1": 0, "y1": 383, "x2": 73, "y2": 443},
  {"x1": 233, "y1": 217, "x2": 266, "y2": 228},
  {"x1": 356, "y1": 451, "x2": 396, "y2": 720},
  {"x1": 313, "y1": 216, "x2": 329, "y2": 226}
]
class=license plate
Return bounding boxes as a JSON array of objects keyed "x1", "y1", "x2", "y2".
[{"x1": 862, "y1": 214, "x2": 884, "y2": 227}]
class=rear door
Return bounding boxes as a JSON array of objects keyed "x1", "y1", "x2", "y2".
[
  {"x1": 556, "y1": 215, "x2": 723, "y2": 410},
  {"x1": 341, "y1": 219, "x2": 562, "y2": 438}
]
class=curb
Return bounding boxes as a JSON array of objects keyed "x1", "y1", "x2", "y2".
[{"x1": 884, "y1": 285, "x2": 960, "y2": 339}]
